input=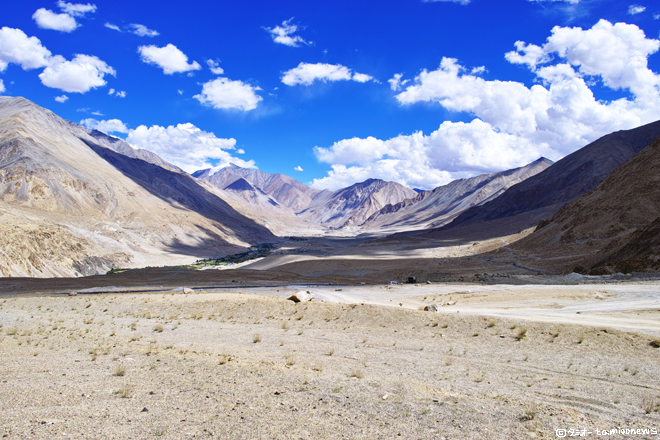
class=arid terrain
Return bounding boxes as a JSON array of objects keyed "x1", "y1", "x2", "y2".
[{"x1": 1, "y1": 281, "x2": 659, "y2": 439}]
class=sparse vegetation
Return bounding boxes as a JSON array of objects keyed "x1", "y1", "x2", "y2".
[
  {"x1": 113, "y1": 364, "x2": 126, "y2": 377},
  {"x1": 253, "y1": 333, "x2": 262, "y2": 343},
  {"x1": 650, "y1": 338, "x2": 660, "y2": 348},
  {"x1": 153, "y1": 324, "x2": 164, "y2": 332},
  {"x1": 285, "y1": 353, "x2": 296, "y2": 366},
  {"x1": 520, "y1": 405, "x2": 537, "y2": 421},
  {"x1": 515, "y1": 328, "x2": 527, "y2": 341},
  {"x1": 114, "y1": 384, "x2": 132, "y2": 398},
  {"x1": 348, "y1": 369, "x2": 364, "y2": 379},
  {"x1": 642, "y1": 397, "x2": 660, "y2": 414}
]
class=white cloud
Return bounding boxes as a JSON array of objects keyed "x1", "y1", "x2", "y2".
[
  {"x1": 654, "y1": 12, "x2": 660, "y2": 19},
  {"x1": 264, "y1": 18, "x2": 311, "y2": 47},
  {"x1": 628, "y1": 5, "x2": 646, "y2": 15},
  {"x1": 54, "y1": 95, "x2": 68, "y2": 102},
  {"x1": 471, "y1": 66, "x2": 486, "y2": 75},
  {"x1": 39, "y1": 54, "x2": 116, "y2": 93},
  {"x1": 194, "y1": 77, "x2": 262, "y2": 111},
  {"x1": 237, "y1": 148, "x2": 245, "y2": 154},
  {"x1": 282, "y1": 62, "x2": 373, "y2": 86},
  {"x1": 0, "y1": 27, "x2": 52, "y2": 71},
  {"x1": 0, "y1": 79, "x2": 5, "y2": 93},
  {"x1": 81, "y1": 118, "x2": 129, "y2": 134},
  {"x1": 126, "y1": 123, "x2": 255, "y2": 173},
  {"x1": 388, "y1": 73, "x2": 409, "y2": 91},
  {"x1": 422, "y1": 0, "x2": 471, "y2": 4},
  {"x1": 352, "y1": 72, "x2": 374, "y2": 83},
  {"x1": 313, "y1": 20, "x2": 660, "y2": 190},
  {"x1": 108, "y1": 88, "x2": 126, "y2": 97},
  {"x1": 130, "y1": 24, "x2": 159, "y2": 37},
  {"x1": 32, "y1": 8, "x2": 78, "y2": 32},
  {"x1": 138, "y1": 44, "x2": 201, "y2": 75},
  {"x1": 177, "y1": 89, "x2": 183, "y2": 95},
  {"x1": 32, "y1": 2, "x2": 95, "y2": 32},
  {"x1": 105, "y1": 22, "x2": 121, "y2": 32},
  {"x1": 294, "y1": 166, "x2": 303, "y2": 171},
  {"x1": 206, "y1": 59, "x2": 224, "y2": 75},
  {"x1": 56, "y1": 1, "x2": 96, "y2": 17}
]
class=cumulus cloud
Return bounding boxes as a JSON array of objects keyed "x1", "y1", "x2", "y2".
[
  {"x1": 0, "y1": 27, "x2": 53, "y2": 71},
  {"x1": 81, "y1": 118, "x2": 129, "y2": 134},
  {"x1": 54, "y1": 95, "x2": 68, "y2": 102},
  {"x1": 32, "y1": 2, "x2": 95, "y2": 32},
  {"x1": 194, "y1": 77, "x2": 262, "y2": 111},
  {"x1": 138, "y1": 44, "x2": 201, "y2": 74},
  {"x1": 39, "y1": 54, "x2": 115, "y2": 93},
  {"x1": 0, "y1": 79, "x2": 5, "y2": 93},
  {"x1": 282, "y1": 62, "x2": 374, "y2": 86},
  {"x1": 126, "y1": 123, "x2": 255, "y2": 173},
  {"x1": 130, "y1": 24, "x2": 159, "y2": 37},
  {"x1": 32, "y1": 8, "x2": 78, "y2": 32},
  {"x1": 388, "y1": 73, "x2": 409, "y2": 91},
  {"x1": 294, "y1": 166, "x2": 303, "y2": 171},
  {"x1": 206, "y1": 59, "x2": 224, "y2": 75},
  {"x1": 352, "y1": 72, "x2": 374, "y2": 83},
  {"x1": 264, "y1": 18, "x2": 311, "y2": 47},
  {"x1": 312, "y1": 20, "x2": 660, "y2": 190},
  {"x1": 0, "y1": 27, "x2": 114, "y2": 94},
  {"x1": 628, "y1": 5, "x2": 646, "y2": 15}
]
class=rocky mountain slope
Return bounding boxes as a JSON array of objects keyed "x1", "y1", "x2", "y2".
[
  {"x1": 362, "y1": 158, "x2": 553, "y2": 232},
  {"x1": 195, "y1": 166, "x2": 418, "y2": 230},
  {"x1": 296, "y1": 179, "x2": 418, "y2": 229},
  {"x1": 513, "y1": 135, "x2": 660, "y2": 274},
  {"x1": 193, "y1": 164, "x2": 327, "y2": 212},
  {"x1": 0, "y1": 96, "x2": 274, "y2": 277},
  {"x1": 442, "y1": 119, "x2": 660, "y2": 233}
]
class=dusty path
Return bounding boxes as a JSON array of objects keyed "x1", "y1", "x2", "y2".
[{"x1": 256, "y1": 281, "x2": 660, "y2": 336}]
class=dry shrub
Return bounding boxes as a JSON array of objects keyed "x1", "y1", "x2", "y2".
[
  {"x1": 348, "y1": 369, "x2": 364, "y2": 379},
  {"x1": 113, "y1": 364, "x2": 126, "y2": 377},
  {"x1": 114, "y1": 384, "x2": 132, "y2": 398}
]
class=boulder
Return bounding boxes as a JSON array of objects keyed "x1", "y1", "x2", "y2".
[
  {"x1": 424, "y1": 304, "x2": 440, "y2": 312},
  {"x1": 67, "y1": 291, "x2": 78, "y2": 296},
  {"x1": 287, "y1": 290, "x2": 314, "y2": 302},
  {"x1": 183, "y1": 287, "x2": 194, "y2": 294}
]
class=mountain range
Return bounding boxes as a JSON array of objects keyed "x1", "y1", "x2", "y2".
[
  {"x1": 0, "y1": 96, "x2": 273, "y2": 277},
  {"x1": 1, "y1": 95, "x2": 659, "y2": 278},
  {"x1": 442, "y1": 119, "x2": 660, "y2": 234},
  {"x1": 513, "y1": 134, "x2": 660, "y2": 274}
]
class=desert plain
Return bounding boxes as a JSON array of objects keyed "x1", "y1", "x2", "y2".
[{"x1": 1, "y1": 278, "x2": 659, "y2": 439}]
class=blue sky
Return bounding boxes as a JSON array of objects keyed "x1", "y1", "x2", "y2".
[{"x1": 2, "y1": 0, "x2": 660, "y2": 190}]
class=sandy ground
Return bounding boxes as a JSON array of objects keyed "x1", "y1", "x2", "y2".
[{"x1": 1, "y1": 283, "x2": 659, "y2": 439}]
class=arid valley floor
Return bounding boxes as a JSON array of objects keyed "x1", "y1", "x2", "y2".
[{"x1": 1, "y1": 279, "x2": 659, "y2": 439}]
